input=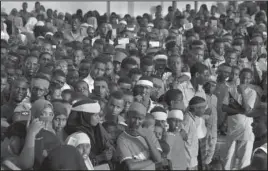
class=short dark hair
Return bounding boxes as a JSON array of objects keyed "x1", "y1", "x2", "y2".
[
  {"x1": 128, "y1": 68, "x2": 142, "y2": 77},
  {"x1": 121, "y1": 57, "x2": 137, "y2": 69},
  {"x1": 118, "y1": 77, "x2": 132, "y2": 85},
  {"x1": 94, "y1": 76, "x2": 109, "y2": 85},
  {"x1": 190, "y1": 62, "x2": 208, "y2": 77},
  {"x1": 102, "y1": 121, "x2": 117, "y2": 130},
  {"x1": 141, "y1": 57, "x2": 153, "y2": 67},
  {"x1": 164, "y1": 89, "x2": 183, "y2": 106},
  {"x1": 240, "y1": 68, "x2": 253, "y2": 77},
  {"x1": 110, "y1": 90, "x2": 124, "y2": 101},
  {"x1": 53, "y1": 69, "x2": 66, "y2": 78}
]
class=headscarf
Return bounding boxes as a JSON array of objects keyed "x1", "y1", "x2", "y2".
[
  {"x1": 87, "y1": 17, "x2": 98, "y2": 30},
  {"x1": 65, "y1": 132, "x2": 94, "y2": 170},
  {"x1": 40, "y1": 145, "x2": 87, "y2": 170},
  {"x1": 25, "y1": 17, "x2": 38, "y2": 33},
  {"x1": 64, "y1": 99, "x2": 114, "y2": 160},
  {"x1": 31, "y1": 99, "x2": 53, "y2": 119}
]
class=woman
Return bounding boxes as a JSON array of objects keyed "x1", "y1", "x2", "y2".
[
  {"x1": 64, "y1": 99, "x2": 115, "y2": 167},
  {"x1": 40, "y1": 145, "x2": 88, "y2": 170}
]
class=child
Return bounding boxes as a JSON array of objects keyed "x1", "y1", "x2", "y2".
[
  {"x1": 151, "y1": 106, "x2": 168, "y2": 131},
  {"x1": 74, "y1": 80, "x2": 90, "y2": 97},
  {"x1": 166, "y1": 109, "x2": 187, "y2": 170},
  {"x1": 102, "y1": 121, "x2": 118, "y2": 147},
  {"x1": 65, "y1": 132, "x2": 94, "y2": 170}
]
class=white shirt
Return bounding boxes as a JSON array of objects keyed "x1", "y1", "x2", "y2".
[
  {"x1": 83, "y1": 74, "x2": 94, "y2": 93},
  {"x1": 223, "y1": 86, "x2": 256, "y2": 141},
  {"x1": 203, "y1": 58, "x2": 225, "y2": 76},
  {"x1": 174, "y1": 81, "x2": 207, "y2": 108},
  {"x1": 61, "y1": 83, "x2": 72, "y2": 91}
]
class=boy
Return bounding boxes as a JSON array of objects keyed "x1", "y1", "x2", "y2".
[
  {"x1": 117, "y1": 77, "x2": 132, "y2": 92},
  {"x1": 51, "y1": 69, "x2": 71, "y2": 91},
  {"x1": 74, "y1": 80, "x2": 89, "y2": 97},
  {"x1": 66, "y1": 69, "x2": 79, "y2": 88},
  {"x1": 91, "y1": 77, "x2": 109, "y2": 100},
  {"x1": 164, "y1": 89, "x2": 185, "y2": 111},
  {"x1": 166, "y1": 109, "x2": 187, "y2": 170},
  {"x1": 73, "y1": 48, "x2": 85, "y2": 68}
]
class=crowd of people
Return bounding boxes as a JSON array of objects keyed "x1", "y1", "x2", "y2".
[{"x1": 0, "y1": 1, "x2": 267, "y2": 170}]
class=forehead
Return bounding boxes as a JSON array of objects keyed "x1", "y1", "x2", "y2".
[
  {"x1": 26, "y1": 57, "x2": 38, "y2": 62},
  {"x1": 95, "y1": 62, "x2": 106, "y2": 67},
  {"x1": 110, "y1": 97, "x2": 124, "y2": 103},
  {"x1": 240, "y1": 71, "x2": 252, "y2": 77},
  {"x1": 94, "y1": 80, "x2": 108, "y2": 86},
  {"x1": 152, "y1": 78, "x2": 163, "y2": 85}
]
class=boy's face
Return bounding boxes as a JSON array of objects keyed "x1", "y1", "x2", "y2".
[
  {"x1": 214, "y1": 42, "x2": 225, "y2": 55},
  {"x1": 93, "y1": 80, "x2": 108, "y2": 98},
  {"x1": 141, "y1": 65, "x2": 154, "y2": 77},
  {"x1": 107, "y1": 97, "x2": 125, "y2": 116},
  {"x1": 91, "y1": 62, "x2": 106, "y2": 79},
  {"x1": 193, "y1": 105, "x2": 206, "y2": 117},
  {"x1": 75, "y1": 82, "x2": 89, "y2": 97},
  {"x1": 24, "y1": 57, "x2": 39, "y2": 77},
  {"x1": 51, "y1": 89, "x2": 62, "y2": 100},
  {"x1": 39, "y1": 51, "x2": 52, "y2": 65},
  {"x1": 53, "y1": 114, "x2": 67, "y2": 132},
  {"x1": 123, "y1": 95, "x2": 134, "y2": 112},
  {"x1": 1, "y1": 77, "x2": 7, "y2": 92},
  {"x1": 168, "y1": 57, "x2": 182, "y2": 74},
  {"x1": 170, "y1": 93, "x2": 185, "y2": 110},
  {"x1": 119, "y1": 82, "x2": 132, "y2": 92},
  {"x1": 167, "y1": 118, "x2": 182, "y2": 132},
  {"x1": 73, "y1": 50, "x2": 84, "y2": 67},
  {"x1": 79, "y1": 63, "x2": 91, "y2": 79},
  {"x1": 240, "y1": 72, "x2": 252, "y2": 85},
  {"x1": 52, "y1": 75, "x2": 66, "y2": 88},
  {"x1": 154, "y1": 126, "x2": 163, "y2": 140},
  {"x1": 229, "y1": 68, "x2": 240, "y2": 81},
  {"x1": 62, "y1": 93, "x2": 72, "y2": 102},
  {"x1": 67, "y1": 71, "x2": 79, "y2": 86},
  {"x1": 106, "y1": 125, "x2": 117, "y2": 142},
  {"x1": 226, "y1": 53, "x2": 237, "y2": 66}
]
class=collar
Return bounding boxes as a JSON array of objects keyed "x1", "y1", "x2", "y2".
[{"x1": 187, "y1": 111, "x2": 196, "y2": 121}]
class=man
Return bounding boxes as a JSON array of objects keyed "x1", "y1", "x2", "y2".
[
  {"x1": 63, "y1": 15, "x2": 84, "y2": 42},
  {"x1": 23, "y1": 56, "x2": 39, "y2": 82},
  {"x1": 243, "y1": 103, "x2": 267, "y2": 170},
  {"x1": 116, "y1": 102, "x2": 162, "y2": 170},
  {"x1": 113, "y1": 50, "x2": 127, "y2": 74},
  {"x1": 176, "y1": 62, "x2": 209, "y2": 108},
  {"x1": 183, "y1": 96, "x2": 208, "y2": 170},
  {"x1": 19, "y1": 2, "x2": 31, "y2": 26},
  {"x1": 119, "y1": 58, "x2": 138, "y2": 78},
  {"x1": 222, "y1": 68, "x2": 257, "y2": 170},
  {"x1": 151, "y1": 75, "x2": 165, "y2": 102},
  {"x1": 140, "y1": 57, "x2": 154, "y2": 77},
  {"x1": 1, "y1": 77, "x2": 29, "y2": 125},
  {"x1": 51, "y1": 69, "x2": 71, "y2": 91},
  {"x1": 39, "y1": 52, "x2": 53, "y2": 69}
]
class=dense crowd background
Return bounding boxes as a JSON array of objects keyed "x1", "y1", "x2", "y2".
[{"x1": 0, "y1": 1, "x2": 267, "y2": 170}]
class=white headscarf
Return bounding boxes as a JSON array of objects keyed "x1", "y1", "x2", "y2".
[
  {"x1": 25, "y1": 17, "x2": 38, "y2": 33},
  {"x1": 87, "y1": 17, "x2": 98, "y2": 30},
  {"x1": 65, "y1": 132, "x2": 94, "y2": 170}
]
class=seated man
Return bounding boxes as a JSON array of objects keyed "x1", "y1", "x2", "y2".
[{"x1": 116, "y1": 102, "x2": 162, "y2": 170}]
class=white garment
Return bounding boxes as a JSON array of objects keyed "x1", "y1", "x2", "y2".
[
  {"x1": 223, "y1": 86, "x2": 256, "y2": 141},
  {"x1": 61, "y1": 83, "x2": 72, "y2": 91},
  {"x1": 83, "y1": 74, "x2": 94, "y2": 93}
]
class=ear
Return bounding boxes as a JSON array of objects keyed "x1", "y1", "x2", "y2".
[{"x1": 195, "y1": 72, "x2": 200, "y2": 78}]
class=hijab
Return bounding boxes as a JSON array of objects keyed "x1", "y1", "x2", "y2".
[
  {"x1": 40, "y1": 145, "x2": 87, "y2": 170},
  {"x1": 65, "y1": 132, "x2": 94, "y2": 170},
  {"x1": 64, "y1": 110, "x2": 112, "y2": 158},
  {"x1": 87, "y1": 17, "x2": 98, "y2": 30},
  {"x1": 25, "y1": 17, "x2": 38, "y2": 33}
]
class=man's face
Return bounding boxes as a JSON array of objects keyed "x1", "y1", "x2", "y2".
[
  {"x1": 142, "y1": 65, "x2": 154, "y2": 77},
  {"x1": 167, "y1": 118, "x2": 182, "y2": 132},
  {"x1": 240, "y1": 72, "x2": 252, "y2": 85},
  {"x1": 233, "y1": 45, "x2": 242, "y2": 55},
  {"x1": 100, "y1": 24, "x2": 108, "y2": 37},
  {"x1": 192, "y1": 49, "x2": 204, "y2": 63},
  {"x1": 41, "y1": 44, "x2": 53, "y2": 55},
  {"x1": 139, "y1": 41, "x2": 148, "y2": 54},
  {"x1": 93, "y1": 80, "x2": 108, "y2": 98},
  {"x1": 11, "y1": 81, "x2": 28, "y2": 102},
  {"x1": 75, "y1": 82, "x2": 89, "y2": 97},
  {"x1": 72, "y1": 18, "x2": 80, "y2": 31},
  {"x1": 151, "y1": 78, "x2": 164, "y2": 101},
  {"x1": 105, "y1": 62, "x2": 114, "y2": 76},
  {"x1": 214, "y1": 42, "x2": 225, "y2": 55},
  {"x1": 113, "y1": 61, "x2": 121, "y2": 74},
  {"x1": 6, "y1": 68, "x2": 16, "y2": 84},
  {"x1": 87, "y1": 27, "x2": 95, "y2": 39},
  {"x1": 226, "y1": 53, "x2": 237, "y2": 66},
  {"x1": 22, "y1": 3, "x2": 28, "y2": 10},
  {"x1": 53, "y1": 115, "x2": 67, "y2": 132},
  {"x1": 170, "y1": 94, "x2": 185, "y2": 110},
  {"x1": 217, "y1": 66, "x2": 231, "y2": 81},
  {"x1": 136, "y1": 84, "x2": 152, "y2": 98},
  {"x1": 229, "y1": 68, "x2": 240, "y2": 82},
  {"x1": 91, "y1": 62, "x2": 106, "y2": 79},
  {"x1": 73, "y1": 50, "x2": 84, "y2": 67},
  {"x1": 78, "y1": 63, "x2": 90, "y2": 79},
  {"x1": 127, "y1": 111, "x2": 145, "y2": 130},
  {"x1": 40, "y1": 54, "x2": 52, "y2": 67},
  {"x1": 93, "y1": 43, "x2": 104, "y2": 53},
  {"x1": 107, "y1": 97, "x2": 125, "y2": 115}
]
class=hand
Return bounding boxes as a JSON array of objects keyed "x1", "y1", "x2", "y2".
[
  {"x1": 204, "y1": 108, "x2": 212, "y2": 116},
  {"x1": 134, "y1": 95, "x2": 143, "y2": 103},
  {"x1": 237, "y1": 84, "x2": 246, "y2": 94},
  {"x1": 27, "y1": 118, "x2": 44, "y2": 136},
  {"x1": 136, "y1": 127, "x2": 147, "y2": 138},
  {"x1": 180, "y1": 129, "x2": 188, "y2": 141}
]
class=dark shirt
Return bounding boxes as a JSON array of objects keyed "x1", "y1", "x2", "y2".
[{"x1": 1, "y1": 102, "x2": 18, "y2": 124}]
